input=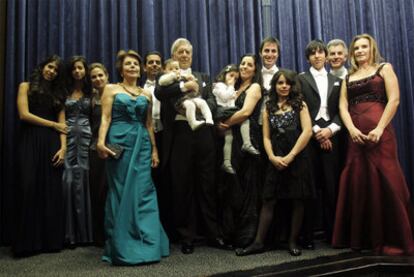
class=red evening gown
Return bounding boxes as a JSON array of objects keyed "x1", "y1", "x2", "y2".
[{"x1": 332, "y1": 64, "x2": 414, "y2": 255}]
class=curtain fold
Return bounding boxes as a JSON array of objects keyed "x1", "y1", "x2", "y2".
[{"x1": 1, "y1": 0, "x2": 413, "y2": 245}]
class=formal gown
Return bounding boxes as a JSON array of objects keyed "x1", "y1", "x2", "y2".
[
  {"x1": 13, "y1": 92, "x2": 64, "y2": 256},
  {"x1": 103, "y1": 93, "x2": 169, "y2": 265},
  {"x1": 332, "y1": 64, "x2": 414, "y2": 255},
  {"x1": 89, "y1": 95, "x2": 107, "y2": 246},
  {"x1": 218, "y1": 86, "x2": 266, "y2": 247},
  {"x1": 62, "y1": 97, "x2": 93, "y2": 245},
  {"x1": 262, "y1": 110, "x2": 315, "y2": 201}
]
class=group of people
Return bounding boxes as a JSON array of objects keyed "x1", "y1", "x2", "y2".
[{"x1": 13, "y1": 33, "x2": 414, "y2": 266}]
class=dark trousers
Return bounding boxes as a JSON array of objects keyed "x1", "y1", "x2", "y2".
[
  {"x1": 303, "y1": 119, "x2": 340, "y2": 242},
  {"x1": 170, "y1": 121, "x2": 219, "y2": 243},
  {"x1": 152, "y1": 131, "x2": 175, "y2": 239}
]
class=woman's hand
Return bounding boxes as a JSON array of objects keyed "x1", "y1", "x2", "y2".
[
  {"x1": 367, "y1": 127, "x2": 384, "y2": 143},
  {"x1": 216, "y1": 121, "x2": 230, "y2": 133},
  {"x1": 97, "y1": 143, "x2": 115, "y2": 159},
  {"x1": 151, "y1": 148, "x2": 160, "y2": 168},
  {"x1": 52, "y1": 122, "x2": 68, "y2": 134},
  {"x1": 52, "y1": 148, "x2": 66, "y2": 167},
  {"x1": 270, "y1": 155, "x2": 288, "y2": 170},
  {"x1": 349, "y1": 127, "x2": 368, "y2": 145},
  {"x1": 281, "y1": 153, "x2": 295, "y2": 167}
]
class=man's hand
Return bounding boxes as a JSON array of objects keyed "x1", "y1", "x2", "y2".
[
  {"x1": 183, "y1": 80, "x2": 199, "y2": 93},
  {"x1": 314, "y1": 127, "x2": 332, "y2": 143}
]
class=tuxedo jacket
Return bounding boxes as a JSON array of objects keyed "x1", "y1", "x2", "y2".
[
  {"x1": 298, "y1": 71, "x2": 342, "y2": 128},
  {"x1": 154, "y1": 71, "x2": 216, "y2": 168}
]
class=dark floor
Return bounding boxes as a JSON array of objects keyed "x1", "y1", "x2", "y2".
[
  {"x1": 2, "y1": 241, "x2": 414, "y2": 276},
  {"x1": 0, "y1": 241, "x2": 350, "y2": 276}
]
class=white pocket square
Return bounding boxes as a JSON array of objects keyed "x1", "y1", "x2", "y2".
[
  {"x1": 202, "y1": 82, "x2": 206, "y2": 87},
  {"x1": 334, "y1": 81, "x2": 340, "y2": 86}
]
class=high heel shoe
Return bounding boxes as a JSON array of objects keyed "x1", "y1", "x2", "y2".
[
  {"x1": 235, "y1": 243, "x2": 264, "y2": 256},
  {"x1": 288, "y1": 247, "x2": 302, "y2": 256}
]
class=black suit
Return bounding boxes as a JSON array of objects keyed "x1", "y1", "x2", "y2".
[
  {"x1": 298, "y1": 70, "x2": 342, "y2": 242},
  {"x1": 154, "y1": 71, "x2": 220, "y2": 244}
]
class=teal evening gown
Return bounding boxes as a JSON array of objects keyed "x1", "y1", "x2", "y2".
[{"x1": 103, "y1": 93, "x2": 169, "y2": 265}]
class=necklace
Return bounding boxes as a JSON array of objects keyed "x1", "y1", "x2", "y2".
[{"x1": 119, "y1": 83, "x2": 142, "y2": 97}]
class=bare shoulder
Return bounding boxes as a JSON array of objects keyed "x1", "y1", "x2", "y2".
[
  {"x1": 141, "y1": 88, "x2": 152, "y2": 102},
  {"x1": 103, "y1": 83, "x2": 121, "y2": 97},
  {"x1": 380, "y1": 62, "x2": 394, "y2": 72},
  {"x1": 105, "y1": 83, "x2": 121, "y2": 92},
  {"x1": 379, "y1": 63, "x2": 396, "y2": 79},
  {"x1": 247, "y1": 83, "x2": 262, "y2": 96},
  {"x1": 19, "y1": 82, "x2": 30, "y2": 90},
  {"x1": 301, "y1": 101, "x2": 308, "y2": 109}
]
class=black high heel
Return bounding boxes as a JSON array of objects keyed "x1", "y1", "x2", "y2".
[{"x1": 235, "y1": 243, "x2": 265, "y2": 256}]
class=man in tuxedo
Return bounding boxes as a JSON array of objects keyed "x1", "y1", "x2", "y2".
[
  {"x1": 260, "y1": 36, "x2": 280, "y2": 91},
  {"x1": 258, "y1": 37, "x2": 280, "y2": 125},
  {"x1": 298, "y1": 40, "x2": 342, "y2": 247},
  {"x1": 143, "y1": 51, "x2": 173, "y2": 233},
  {"x1": 154, "y1": 38, "x2": 227, "y2": 254},
  {"x1": 143, "y1": 51, "x2": 163, "y2": 158},
  {"x1": 327, "y1": 39, "x2": 348, "y2": 80}
]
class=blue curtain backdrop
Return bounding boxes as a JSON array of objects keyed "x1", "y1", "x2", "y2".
[{"x1": 1, "y1": 0, "x2": 413, "y2": 245}]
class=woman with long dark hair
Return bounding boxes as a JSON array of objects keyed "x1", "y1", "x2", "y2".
[
  {"x1": 236, "y1": 70, "x2": 314, "y2": 256},
  {"x1": 62, "y1": 56, "x2": 93, "y2": 246},
  {"x1": 217, "y1": 54, "x2": 264, "y2": 247},
  {"x1": 14, "y1": 55, "x2": 67, "y2": 256}
]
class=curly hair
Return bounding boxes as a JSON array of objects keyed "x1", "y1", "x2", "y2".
[
  {"x1": 266, "y1": 69, "x2": 303, "y2": 114},
  {"x1": 28, "y1": 55, "x2": 67, "y2": 110}
]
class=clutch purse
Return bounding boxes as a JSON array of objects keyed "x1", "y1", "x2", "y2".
[{"x1": 107, "y1": 144, "x2": 124, "y2": 160}]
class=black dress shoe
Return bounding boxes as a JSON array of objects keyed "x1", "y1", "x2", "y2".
[
  {"x1": 181, "y1": 243, "x2": 194, "y2": 254},
  {"x1": 301, "y1": 240, "x2": 315, "y2": 250},
  {"x1": 235, "y1": 243, "x2": 265, "y2": 256},
  {"x1": 208, "y1": 237, "x2": 234, "y2": 250},
  {"x1": 288, "y1": 247, "x2": 302, "y2": 256}
]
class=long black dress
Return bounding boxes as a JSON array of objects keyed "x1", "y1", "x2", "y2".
[
  {"x1": 13, "y1": 93, "x2": 64, "y2": 256},
  {"x1": 218, "y1": 86, "x2": 266, "y2": 247},
  {"x1": 89, "y1": 95, "x2": 107, "y2": 246}
]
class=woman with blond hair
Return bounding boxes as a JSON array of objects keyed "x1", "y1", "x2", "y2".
[{"x1": 332, "y1": 34, "x2": 414, "y2": 255}]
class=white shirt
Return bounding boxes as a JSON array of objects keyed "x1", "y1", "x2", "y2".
[
  {"x1": 330, "y1": 66, "x2": 348, "y2": 80},
  {"x1": 261, "y1": 65, "x2": 279, "y2": 91},
  {"x1": 144, "y1": 79, "x2": 163, "y2": 132},
  {"x1": 212, "y1": 82, "x2": 236, "y2": 107},
  {"x1": 180, "y1": 68, "x2": 192, "y2": 76},
  {"x1": 310, "y1": 67, "x2": 340, "y2": 134}
]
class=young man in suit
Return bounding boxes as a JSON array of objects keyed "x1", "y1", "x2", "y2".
[
  {"x1": 154, "y1": 38, "x2": 228, "y2": 254},
  {"x1": 298, "y1": 40, "x2": 342, "y2": 248}
]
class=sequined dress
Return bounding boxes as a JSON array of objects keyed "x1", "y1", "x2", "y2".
[{"x1": 262, "y1": 109, "x2": 315, "y2": 200}]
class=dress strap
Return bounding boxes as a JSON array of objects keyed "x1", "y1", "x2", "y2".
[{"x1": 376, "y1": 63, "x2": 387, "y2": 75}]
